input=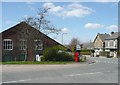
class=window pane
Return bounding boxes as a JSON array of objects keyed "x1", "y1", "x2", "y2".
[
  {"x1": 3, "y1": 46, "x2": 6, "y2": 50},
  {"x1": 3, "y1": 39, "x2": 13, "y2": 50},
  {"x1": 19, "y1": 40, "x2": 27, "y2": 50},
  {"x1": 34, "y1": 40, "x2": 42, "y2": 50},
  {"x1": 3, "y1": 41, "x2": 5, "y2": 46}
]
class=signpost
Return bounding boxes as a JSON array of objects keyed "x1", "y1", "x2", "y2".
[{"x1": 76, "y1": 44, "x2": 81, "y2": 52}]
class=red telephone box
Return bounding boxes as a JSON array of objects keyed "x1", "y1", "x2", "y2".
[{"x1": 74, "y1": 52, "x2": 79, "y2": 62}]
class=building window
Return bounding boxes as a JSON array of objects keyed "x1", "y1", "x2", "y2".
[
  {"x1": 110, "y1": 40, "x2": 114, "y2": 46},
  {"x1": 19, "y1": 39, "x2": 27, "y2": 50},
  {"x1": 114, "y1": 40, "x2": 117, "y2": 47},
  {"x1": 105, "y1": 41, "x2": 108, "y2": 47},
  {"x1": 34, "y1": 40, "x2": 43, "y2": 50},
  {"x1": 3, "y1": 39, "x2": 13, "y2": 50}
]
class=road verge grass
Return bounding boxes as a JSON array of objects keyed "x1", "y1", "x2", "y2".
[
  {"x1": 1, "y1": 61, "x2": 75, "y2": 65},
  {"x1": 1, "y1": 60, "x2": 87, "y2": 65}
]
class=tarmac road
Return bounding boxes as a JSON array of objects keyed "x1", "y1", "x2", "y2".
[{"x1": 2, "y1": 57, "x2": 119, "y2": 83}]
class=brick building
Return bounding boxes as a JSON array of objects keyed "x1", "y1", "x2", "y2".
[{"x1": 2, "y1": 22, "x2": 62, "y2": 62}]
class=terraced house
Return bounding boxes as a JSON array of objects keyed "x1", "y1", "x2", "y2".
[
  {"x1": 1, "y1": 22, "x2": 62, "y2": 62},
  {"x1": 93, "y1": 32, "x2": 120, "y2": 57},
  {"x1": 93, "y1": 33, "x2": 110, "y2": 53},
  {"x1": 105, "y1": 32, "x2": 120, "y2": 57}
]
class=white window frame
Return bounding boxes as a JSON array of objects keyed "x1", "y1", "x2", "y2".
[
  {"x1": 108, "y1": 41, "x2": 110, "y2": 47},
  {"x1": 114, "y1": 40, "x2": 117, "y2": 48},
  {"x1": 19, "y1": 39, "x2": 27, "y2": 50},
  {"x1": 34, "y1": 40, "x2": 43, "y2": 50},
  {"x1": 109, "y1": 40, "x2": 114, "y2": 47},
  {"x1": 105, "y1": 41, "x2": 108, "y2": 47},
  {"x1": 3, "y1": 39, "x2": 13, "y2": 50}
]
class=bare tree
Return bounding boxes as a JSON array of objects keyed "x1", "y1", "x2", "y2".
[
  {"x1": 68, "y1": 38, "x2": 81, "y2": 52},
  {"x1": 19, "y1": 7, "x2": 62, "y2": 61},
  {"x1": 23, "y1": 8, "x2": 61, "y2": 35}
]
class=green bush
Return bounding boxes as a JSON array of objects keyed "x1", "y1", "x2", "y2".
[
  {"x1": 43, "y1": 46, "x2": 74, "y2": 61},
  {"x1": 41, "y1": 56, "x2": 45, "y2": 61},
  {"x1": 81, "y1": 49, "x2": 90, "y2": 52},
  {"x1": 80, "y1": 49, "x2": 92, "y2": 55},
  {"x1": 80, "y1": 52, "x2": 91, "y2": 55}
]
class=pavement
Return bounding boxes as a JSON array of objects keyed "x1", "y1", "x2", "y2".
[{"x1": 1, "y1": 56, "x2": 119, "y2": 83}]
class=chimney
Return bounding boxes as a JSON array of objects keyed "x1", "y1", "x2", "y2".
[{"x1": 111, "y1": 32, "x2": 114, "y2": 35}]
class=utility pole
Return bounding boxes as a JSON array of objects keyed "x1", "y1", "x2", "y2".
[
  {"x1": 90, "y1": 40, "x2": 92, "y2": 56},
  {"x1": 117, "y1": 36, "x2": 120, "y2": 58},
  {"x1": 62, "y1": 33, "x2": 67, "y2": 45}
]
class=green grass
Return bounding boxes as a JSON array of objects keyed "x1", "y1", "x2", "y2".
[{"x1": 1, "y1": 61, "x2": 74, "y2": 65}]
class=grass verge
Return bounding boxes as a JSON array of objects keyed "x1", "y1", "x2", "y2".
[{"x1": 1, "y1": 61, "x2": 74, "y2": 65}]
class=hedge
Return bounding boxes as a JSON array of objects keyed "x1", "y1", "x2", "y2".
[
  {"x1": 80, "y1": 52, "x2": 91, "y2": 55},
  {"x1": 43, "y1": 46, "x2": 74, "y2": 61}
]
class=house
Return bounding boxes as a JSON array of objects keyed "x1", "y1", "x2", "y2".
[
  {"x1": 2, "y1": 22, "x2": 63, "y2": 62},
  {"x1": 93, "y1": 33, "x2": 110, "y2": 54},
  {"x1": 105, "y1": 32, "x2": 119, "y2": 57}
]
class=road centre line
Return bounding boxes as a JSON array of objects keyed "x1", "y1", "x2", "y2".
[
  {"x1": 66, "y1": 70, "x2": 114, "y2": 77},
  {"x1": 2, "y1": 71, "x2": 108, "y2": 83},
  {"x1": 66, "y1": 72, "x2": 103, "y2": 77},
  {"x1": 94, "y1": 60, "x2": 118, "y2": 64},
  {"x1": 2, "y1": 79, "x2": 31, "y2": 83}
]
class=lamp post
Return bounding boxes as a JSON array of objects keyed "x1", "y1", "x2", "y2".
[
  {"x1": 117, "y1": 36, "x2": 120, "y2": 58},
  {"x1": 62, "y1": 33, "x2": 67, "y2": 45},
  {"x1": 90, "y1": 40, "x2": 92, "y2": 56}
]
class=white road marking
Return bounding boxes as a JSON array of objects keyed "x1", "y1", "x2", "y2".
[
  {"x1": 2, "y1": 72, "x2": 103, "y2": 83},
  {"x1": 2, "y1": 79, "x2": 31, "y2": 83},
  {"x1": 66, "y1": 72, "x2": 102, "y2": 77},
  {"x1": 93, "y1": 60, "x2": 118, "y2": 64}
]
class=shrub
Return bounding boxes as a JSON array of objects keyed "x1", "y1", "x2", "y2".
[
  {"x1": 41, "y1": 56, "x2": 45, "y2": 61},
  {"x1": 43, "y1": 46, "x2": 74, "y2": 61},
  {"x1": 80, "y1": 49, "x2": 92, "y2": 55},
  {"x1": 81, "y1": 49, "x2": 90, "y2": 52},
  {"x1": 80, "y1": 52, "x2": 91, "y2": 55}
]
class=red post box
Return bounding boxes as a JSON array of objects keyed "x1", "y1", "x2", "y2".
[{"x1": 74, "y1": 52, "x2": 79, "y2": 62}]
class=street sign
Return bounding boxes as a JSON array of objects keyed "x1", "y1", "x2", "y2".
[{"x1": 76, "y1": 44, "x2": 81, "y2": 50}]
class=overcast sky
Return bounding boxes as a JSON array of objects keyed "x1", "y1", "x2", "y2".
[{"x1": 1, "y1": 1, "x2": 118, "y2": 44}]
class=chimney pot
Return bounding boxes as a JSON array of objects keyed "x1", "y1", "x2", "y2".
[{"x1": 111, "y1": 32, "x2": 114, "y2": 35}]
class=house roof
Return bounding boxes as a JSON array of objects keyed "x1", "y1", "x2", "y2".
[
  {"x1": 105, "y1": 32, "x2": 119, "y2": 40},
  {"x1": 82, "y1": 42, "x2": 94, "y2": 49},
  {"x1": 98, "y1": 34, "x2": 110, "y2": 42},
  {"x1": 2, "y1": 22, "x2": 64, "y2": 47},
  {"x1": 93, "y1": 33, "x2": 110, "y2": 43}
]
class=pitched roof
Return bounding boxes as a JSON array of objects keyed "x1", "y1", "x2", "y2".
[
  {"x1": 2, "y1": 22, "x2": 64, "y2": 47},
  {"x1": 93, "y1": 33, "x2": 110, "y2": 43},
  {"x1": 98, "y1": 34, "x2": 110, "y2": 42},
  {"x1": 105, "y1": 32, "x2": 119, "y2": 40}
]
